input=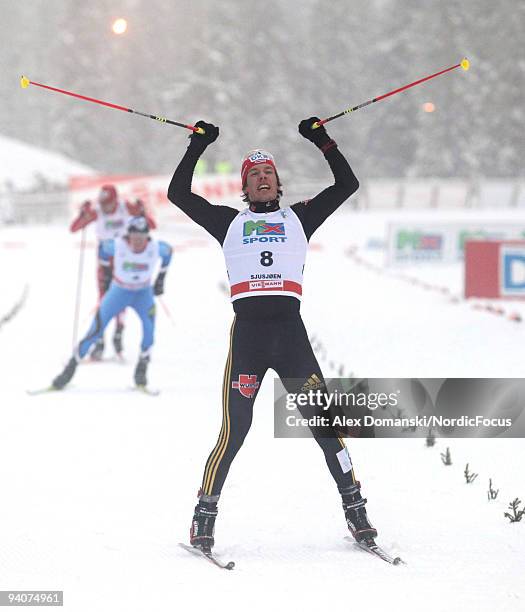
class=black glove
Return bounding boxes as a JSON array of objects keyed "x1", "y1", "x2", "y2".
[
  {"x1": 298, "y1": 116, "x2": 333, "y2": 149},
  {"x1": 189, "y1": 120, "x2": 219, "y2": 151},
  {"x1": 153, "y1": 271, "x2": 166, "y2": 296},
  {"x1": 101, "y1": 265, "x2": 112, "y2": 293}
]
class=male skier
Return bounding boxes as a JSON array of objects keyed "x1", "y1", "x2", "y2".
[
  {"x1": 168, "y1": 118, "x2": 377, "y2": 553},
  {"x1": 51, "y1": 216, "x2": 171, "y2": 390},
  {"x1": 70, "y1": 185, "x2": 156, "y2": 359}
]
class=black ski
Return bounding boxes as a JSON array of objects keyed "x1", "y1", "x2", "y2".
[
  {"x1": 27, "y1": 386, "x2": 159, "y2": 396},
  {"x1": 178, "y1": 543, "x2": 235, "y2": 570},
  {"x1": 130, "y1": 385, "x2": 160, "y2": 396},
  {"x1": 26, "y1": 386, "x2": 60, "y2": 396},
  {"x1": 345, "y1": 536, "x2": 405, "y2": 565}
]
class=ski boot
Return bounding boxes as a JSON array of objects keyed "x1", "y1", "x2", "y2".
[
  {"x1": 341, "y1": 482, "x2": 378, "y2": 543},
  {"x1": 190, "y1": 493, "x2": 219, "y2": 553},
  {"x1": 113, "y1": 324, "x2": 124, "y2": 356},
  {"x1": 134, "y1": 354, "x2": 150, "y2": 387},
  {"x1": 90, "y1": 338, "x2": 104, "y2": 361},
  {"x1": 52, "y1": 357, "x2": 78, "y2": 390}
]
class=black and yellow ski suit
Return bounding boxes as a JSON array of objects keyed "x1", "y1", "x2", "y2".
[{"x1": 168, "y1": 129, "x2": 360, "y2": 500}]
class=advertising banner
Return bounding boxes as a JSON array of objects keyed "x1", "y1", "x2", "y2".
[
  {"x1": 387, "y1": 222, "x2": 525, "y2": 264},
  {"x1": 465, "y1": 240, "x2": 525, "y2": 299}
]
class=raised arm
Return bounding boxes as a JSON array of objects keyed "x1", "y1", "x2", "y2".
[
  {"x1": 291, "y1": 117, "x2": 359, "y2": 241},
  {"x1": 70, "y1": 201, "x2": 97, "y2": 232},
  {"x1": 167, "y1": 120, "x2": 238, "y2": 245}
]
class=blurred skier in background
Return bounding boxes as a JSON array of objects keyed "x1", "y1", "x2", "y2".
[
  {"x1": 70, "y1": 184, "x2": 156, "y2": 360},
  {"x1": 168, "y1": 117, "x2": 378, "y2": 553},
  {"x1": 51, "y1": 216, "x2": 171, "y2": 391}
]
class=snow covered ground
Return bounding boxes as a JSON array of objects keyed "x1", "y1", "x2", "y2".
[{"x1": 1, "y1": 207, "x2": 524, "y2": 612}]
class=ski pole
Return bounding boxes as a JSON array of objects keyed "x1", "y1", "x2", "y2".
[
  {"x1": 0, "y1": 285, "x2": 28, "y2": 331},
  {"x1": 72, "y1": 227, "x2": 87, "y2": 350},
  {"x1": 312, "y1": 58, "x2": 470, "y2": 128},
  {"x1": 19, "y1": 76, "x2": 204, "y2": 134},
  {"x1": 158, "y1": 297, "x2": 177, "y2": 328}
]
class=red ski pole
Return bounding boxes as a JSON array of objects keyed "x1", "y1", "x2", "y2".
[
  {"x1": 20, "y1": 76, "x2": 204, "y2": 134},
  {"x1": 72, "y1": 227, "x2": 87, "y2": 350},
  {"x1": 312, "y1": 58, "x2": 470, "y2": 128},
  {"x1": 158, "y1": 297, "x2": 177, "y2": 328}
]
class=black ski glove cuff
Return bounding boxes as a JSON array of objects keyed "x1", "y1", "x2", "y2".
[
  {"x1": 298, "y1": 116, "x2": 336, "y2": 151},
  {"x1": 101, "y1": 266, "x2": 112, "y2": 293},
  {"x1": 153, "y1": 271, "x2": 166, "y2": 296}
]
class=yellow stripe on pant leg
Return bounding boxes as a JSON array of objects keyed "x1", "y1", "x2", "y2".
[
  {"x1": 202, "y1": 320, "x2": 234, "y2": 493},
  {"x1": 201, "y1": 348, "x2": 231, "y2": 493},
  {"x1": 205, "y1": 320, "x2": 235, "y2": 495},
  {"x1": 204, "y1": 322, "x2": 235, "y2": 495},
  {"x1": 202, "y1": 317, "x2": 236, "y2": 494}
]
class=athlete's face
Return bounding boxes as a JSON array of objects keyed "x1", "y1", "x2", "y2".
[
  {"x1": 243, "y1": 164, "x2": 278, "y2": 203},
  {"x1": 98, "y1": 187, "x2": 118, "y2": 214},
  {"x1": 128, "y1": 232, "x2": 148, "y2": 252},
  {"x1": 100, "y1": 200, "x2": 117, "y2": 215}
]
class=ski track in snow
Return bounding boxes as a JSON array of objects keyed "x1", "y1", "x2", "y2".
[{"x1": 1, "y1": 209, "x2": 524, "y2": 611}]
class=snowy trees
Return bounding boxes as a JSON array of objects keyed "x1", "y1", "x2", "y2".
[{"x1": 2, "y1": 0, "x2": 523, "y2": 178}]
